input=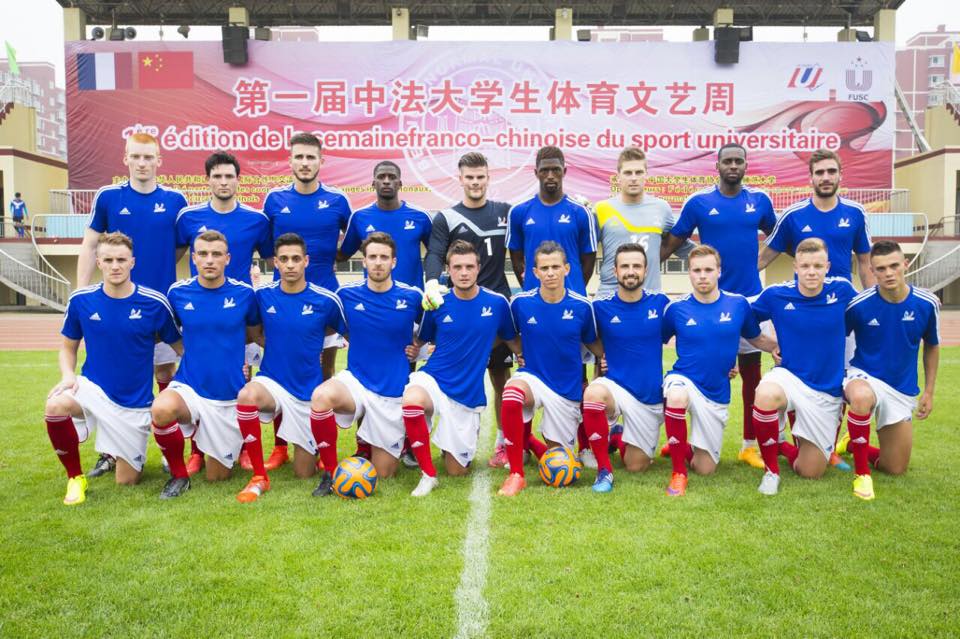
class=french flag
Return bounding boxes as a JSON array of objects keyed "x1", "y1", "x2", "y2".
[{"x1": 77, "y1": 52, "x2": 133, "y2": 90}]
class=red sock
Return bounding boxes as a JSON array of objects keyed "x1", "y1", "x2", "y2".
[
  {"x1": 738, "y1": 353, "x2": 761, "y2": 441},
  {"x1": 402, "y1": 405, "x2": 436, "y2": 477},
  {"x1": 609, "y1": 429, "x2": 626, "y2": 460},
  {"x1": 867, "y1": 446, "x2": 880, "y2": 467},
  {"x1": 237, "y1": 404, "x2": 267, "y2": 477},
  {"x1": 663, "y1": 406, "x2": 689, "y2": 476},
  {"x1": 526, "y1": 433, "x2": 548, "y2": 460},
  {"x1": 354, "y1": 434, "x2": 372, "y2": 459},
  {"x1": 576, "y1": 421, "x2": 589, "y2": 453},
  {"x1": 846, "y1": 411, "x2": 872, "y2": 475},
  {"x1": 46, "y1": 415, "x2": 82, "y2": 478},
  {"x1": 501, "y1": 387, "x2": 526, "y2": 477},
  {"x1": 582, "y1": 401, "x2": 612, "y2": 472},
  {"x1": 273, "y1": 412, "x2": 287, "y2": 447},
  {"x1": 753, "y1": 406, "x2": 781, "y2": 474},
  {"x1": 787, "y1": 410, "x2": 796, "y2": 428},
  {"x1": 779, "y1": 440, "x2": 799, "y2": 468},
  {"x1": 310, "y1": 409, "x2": 339, "y2": 473},
  {"x1": 154, "y1": 421, "x2": 188, "y2": 479},
  {"x1": 190, "y1": 438, "x2": 201, "y2": 457},
  {"x1": 157, "y1": 380, "x2": 170, "y2": 393}
]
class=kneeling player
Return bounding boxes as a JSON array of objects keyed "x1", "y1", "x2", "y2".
[
  {"x1": 402, "y1": 240, "x2": 519, "y2": 496},
  {"x1": 151, "y1": 231, "x2": 261, "y2": 499},
  {"x1": 583, "y1": 243, "x2": 670, "y2": 492},
  {"x1": 45, "y1": 232, "x2": 181, "y2": 504},
  {"x1": 750, "y1": 238, "x2": 857, "y2": 495},
  {"x1": 841, "y1": 240, "x2": 939, "y2": 500},
  {"x1": 661, "y1": 245, "x2": 777, "y2": 496},
  {"x1": 309, "y1": 232, "x2": 422, "y2": 489},
  {"x1": 498, "y1": 241, "x2": 604, "y2": 496}
]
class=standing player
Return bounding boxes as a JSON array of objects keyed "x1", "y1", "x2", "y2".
[
  {"x1": 583, "y1": 243, "x2": 670, "y2": 492},
  {"x1": 404, "y1": 240, "x2": 519, "y2": 496},
  {"x1": 150, "y1": 231, "x2": 260, "y2": 499},
  {"x1": 661, "y1": 143, "x2": 778, "y2": 470},
  {"x1": 423, "y1": 152, "x2": 515, "y2": 468},
  {"x1": 498, "y1": 241, "x2": 604, "y2": 497},
  {"x1": 309, "y1": 233, "x2": 422, "y2": 488},
  {"x1": 9, "y1": 191, "x2": 27, "y2": 238},
  {"x1": 749, "y1": 238, "x2": 858, "y2": 495},
  {"x1": 44, "y1": 232, "x2": 181, "y2": 505},
  {"x1": 660, "y1": 245, "x2": 777, "y2": 496},
  {"x1": 232, "y1": 233, "x2": 347, "y2": 502},
  {"x1": 841, "y1": 240, "x2": 939, "y2": 500}
]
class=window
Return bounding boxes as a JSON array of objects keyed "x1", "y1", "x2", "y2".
[
  {"x1": 928, "y1": 93, "x2": 944, "y2": 107},
  {"x1": 929, "y1": 55, "x2": 945, "y2": 68},
  {"x1": 664, "y1": 257, "x2": 688, "y2": 273},
  {"x1": 929, "y1": 74, "x2": 945, "y2": 88}
]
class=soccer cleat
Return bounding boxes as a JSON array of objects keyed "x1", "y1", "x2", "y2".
[
  {"x1": 737, "y1": 446, "x2": 766, "y2": 470},
  {"x1": 579, "y1": 449, "x2": 598, "y2": 469},
  {"x1": 829, "y1": 451, "x2": 852, "y2": 472},
  {"x1": 87, "y1": 453, "x2": 116, "y2": 478},
  {"x1": 853, "y1": 474, "x2": 875, "y2": 501},
  {"x1": 487, "y1": 444, "x2": 509, "y2": 468},
  {"x1": 311, "y1": 471, "x2": 334, "y2": 497},
  {"x1": 236, "y1": 475, "x2": 270, "y2": 503},
  {"x1": 63, "y1": 475, "x2": 88, "y2": 506},
  {"x1": 497, "y1": 473, "x2": 526, "y2": 496},
  {"x1": 238, "y1": 448, "x2": 253, "y2": 471},
  {"x1": 264, "y1": 445, "x2": 289, "y2": 471},
  {"x1": 185, "y1": 452, "x2": 204, "y2": 476},
  {"x1": 608, "y1": 425, "x2": 624, "y2": 454},
  {"x1": 316, "y1": 457, "x2": 325, "y2": 472},
  {"x1": 159, "y1": 476, "x2": 190, "y2": 500},
  {"x1": 665, "y1": 472, "x2": 687, "y2": 497},
  {"x1": 758, "y1": 471, "x2": 781, "y2": 496},
  {"x1": 161, "y1": 455, "x2": 171, "y2": 475},
  {"x1": 592, "y1": 469, "x2": 614, "y2": 493},
  {"x1": 836, "y1": 432, "x2": 851, "y2": 456},
  {"x1": 400, "y1": 449, "x2": 419, "y2": 469},
  {"x1": 411, "y1": 472, "x2": 440, "y2": 497},
  {"x1": 659, "y1": 442, "x2": 671, "y2": 458}
]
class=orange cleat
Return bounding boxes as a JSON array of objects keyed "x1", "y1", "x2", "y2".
[
  {"x1": 316, "y1": 456, "x2": 325, "y2": 472},
  {"x1": 238, "y1": 448, "x2": 253, "y2": 471},
  {"x1": 236, "y1": 475, "x2": 270, "y2": 503},
  {"x1": 497, "y1": 473, "x2": 527, "y2": 497},
  {"x1": 666, "y1": 472, "x2": 688, "y2": 497},
  {"x1": 659, "y1": 443, "x2": 671, "y2": 458},
  {"x1": 264, "y1": 445, "x2": 289, "y2": 471},
  {"x1": 186, "y1": 452, "x2": 204, "y2": 476}
]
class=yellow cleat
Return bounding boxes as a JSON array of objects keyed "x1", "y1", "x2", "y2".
[
  {"x1": 63, "y1": 475, "x2": 88, "y2": 506},
  {"x1": 737, "y1": 446, "x2": 766, "y2": 469},
  {"x1": 836, "y1": 432, "x2": 851, "y2": 456},
  {"x1": 853, "y1": 474, "x2": 875, "y2": 501}
]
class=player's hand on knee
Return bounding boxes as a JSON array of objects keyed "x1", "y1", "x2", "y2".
[
  {"x1": 916, "y1": 391, "x2": 933, "y2": 419},
  {"x1": 48, "y1": 375, "x2": 78, "y2": 399},
  {"x1": 421, "y1": 279, "x2": 448, "y2": 311}
]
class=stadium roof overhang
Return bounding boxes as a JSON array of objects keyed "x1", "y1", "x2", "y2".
[{"x1": 56, "y1": 1, "x2": 907, "y2": 28}]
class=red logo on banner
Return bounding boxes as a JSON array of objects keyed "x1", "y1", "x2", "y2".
[{"x1": 138, "y1": 52, "x2": 194, "y2": 89}]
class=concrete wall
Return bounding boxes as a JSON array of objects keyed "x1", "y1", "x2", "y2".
[
  {"x1": 0, "y1": 102, "x2": 68, "y2": 213},
  {"x1": 895, "y1": 147, "x2": 960, "y2": 225}
]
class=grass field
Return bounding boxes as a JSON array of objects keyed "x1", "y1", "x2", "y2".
[{"x1": 0, "y1": 348, "x2": 957, "y2": 638}]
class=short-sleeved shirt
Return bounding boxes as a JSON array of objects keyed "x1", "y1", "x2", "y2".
[
  {"x1": 263, "y1": 182, "x2": 352, "y2": 291},
  {"x1": 672, "y1": 186, "x2": 777, "y2": 296},
  {"x1": 506, "y1": 195, "x2": 597, "y2": 295},
  {"x1": 846, "y1": 285, "x2": 941, "y2": 396},
  {"x1": 256, "y1": 281, "x2": 347, "y2": 401},
  {"x1": 167, "y1": 277, "x2": 260, "y2": 401},
  {"x1": 424, "y1": 201, "x2": 512, "y2": 297},
  {"x1": 88, "y1": 182, "x2": 188, "y2": 293},
  {"x1": 765, "y1": 197, "x2": 872, "y2": 281},
  {"x1": 511, "y1": 288, "x2": 597, "y2": 402},
  {"x1": 337, "y1": 280, "x2": 423, "y2": 398},
  {"x1": 61, "y1": 284, "x2": 181, "y2": 408},
  {"x1": 9, "y1": 199, "x2": 27, "y2": 218},
  {"x1": 340, "y1": 202, "x2": 433, "y2": 287},
  {"x1": 592, "y1": 290, "x2": 671, "y2": 404},
  {"x1": 175, "y1": 202, "x2": 273, "y2": 284},
  {"x1": 662, "y1": 291, "x2": 760, "y2": 404},
  {"x1": 752, "y1": 278, "x2": 858, "y2": 397},
  {"x1": 419, "y1": 288, "x2": 516, "y2": 408}
]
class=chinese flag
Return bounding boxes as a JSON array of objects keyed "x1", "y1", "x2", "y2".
[{"x1": 137, "y1": 51, "x2": 193, "y2": 89}]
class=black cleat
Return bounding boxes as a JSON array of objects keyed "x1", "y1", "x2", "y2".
[
  {"x1": 312, "y1": 472, "x2": 334, "y2": 497},
  {"x1": 159, "y1": 476, "x2": 190, "y2": 500},
  {"x1": 400, "y1": 449, "x2": 419, "y2": 469},
  {"x1": 87, "y1": 453, "x2": 116, "y2": 478}
]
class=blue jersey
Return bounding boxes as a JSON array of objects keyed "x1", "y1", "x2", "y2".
[
  {"x1": 752, "y1": 278, "x2": 858, "y2": 397},
  {"x1": 846, "y1": 286, "x2": 940, "y2": 396},
  {"x1": 337, "y1": 281, "x2": 423, "y2": 398},
  {"x1": 175, "y1": 202, "x2": 272, "y2": 284},
  {"x1": 340, "y1": 202, "x2": 432, "y2": 287},
  {"x1": 663, "y1": 291, "x2": 760, "y2": 404},
  {"x1": 511, "y1": 289, "x2": 598, "y2": 402},
  {"x1": 88, "y1": 182, "x2": 188, "y2": 293},
  {"x1": 167, "y1": 277, "x2": 260, "y2": 400},
  {"x1": 673, "y1": 186, "x2": 776, "y2": 297},
  {"x1": 766, "y1": 197, "x2": 872, "y2": 281},
  {"x1": 61, "y1": 284, "x2": 180, "y2": 408},
  {"x1": 593, "y1": 290, "x2": 671, "y2": 405},
  {"x1": 9, "y1": 199, "x2": 26, "y2": 218},
  {"x1": 256, "y1": 281, "x2": 347, "y2": 401},
  {"x1": 506, "y1": 195, "x2": 598, "y2": 295},
  {"x1": 419, "y1": 288, "x2": 516, "y2": 408},
  {"x1": 263, "y1": 183, "x2": 352, "y2": 291}
]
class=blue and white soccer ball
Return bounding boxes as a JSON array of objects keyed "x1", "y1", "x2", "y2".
[
  {"x1": 332, "y1": 456, "x2": 378, "y2": 499},
  {"x1": 538, "y1": 446, "x2": 582, "y2": 487}
]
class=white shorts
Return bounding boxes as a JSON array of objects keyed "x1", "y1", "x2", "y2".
[
  {"x1": 662, "y1": 374, "x2": 729, "y2": 463},
  {"x1": 333, "y1": 370, "x2": 404, "y2": 458},
  {"x1": 68, "y1": 376, "x2": 152, "y2": 471},
  {"x1": 245, "y1": 342, "x2": 262, "y2": 367},
  {"x1": 253, "y1": 375, "x2": 315, "y2": 453},
  {"x1": 843, "y1": 367, "x2": 916, "y2": 429},
  {"x1": 590, "y1": 376, "x2": 662, "y2": 458},
  {"x1": 154, "y1": 342, "x2": 179, "y2": 366},
  {"x1": 167, "y1": 381, "x2": 241, "y2": 469},
  {"x1": 512, "y1": 371, "x2": 581, "y2": 448},
  {"x1": 739, "y1": 293, "x2": 774, "y2": 355},
  {"x1": 323, "y1": 333, "x2": 347, "y2": 350},
  {"x1": 407, "y1": 370, "x2": 484, "y2": 467},
  {"x1": 762, "y1": 367, "x2": 843, "y2": 459}
]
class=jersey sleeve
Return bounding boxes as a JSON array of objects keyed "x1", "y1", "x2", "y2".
[
  {"x1": 245, "y1": 291, "x2": 260, "y2": 326},
  {"x1": 175, "y1": 214, "x2": 191, "y2": 248},
  {"x1": 506, "y1": 204, "x2": 523, "y2": 251},
  {"x1": 661, "y1": 303, "x2": 677, "y2": 344},
  {"x1": 663, "y1": 207, "x2": 697, "y2": 259},
  {"x1": 854, "y1": 212, "x2": 872, "y2": 254},
  {"x1": 581, "y1": 302, "x2": 598, "y2": 344},
  {"x1": 338, "y1": 196, "x2": 353, "y2": 230},
  {"x1": 417, "y1": 308, "x2": 437, "y2": 343},
  {"x1": 339, "y1": 213, "x2": 361, "y2": 257},
  {"x1": 255, "y1": 216, "x2": 274, "y2": 259},
  {"x1": 172, "y1": 191, "x2": 188, "y2": 216},
  {"x1": 326, "y1": 296, "x2": 348, "y2": 336},
  {"x1": 923, "y1": 300, "x2": 941, "y2": 346},
  {"x1": 765, "y1": 214, "x2": 791, "y2": 253},
  {"x1": 671, "y1": 199, "x2": 697, "y2": 239},
  {"x1": 88, "y1": 189, "x2": 110, "y2": 232},
  {"x1": 423, "y1": 212, "x2": 451, "y2": 282},
  {"x1": 262, "y1": 192, "x2": 278, "y2": 221},
  {"x1": 751, "y1": 288, "x2": 773, "y2": 323},
  {"x1": 758, "y1": 194, "x2": 777, "y2": 235},
  {"x1": 61, "y1": 300, "x2": 83, "y2": 340},
  {"x1": 421, "y1": 213, "x2": 433, "y2": 250},
  {"x1": 739, "y1": 299, "x2": 762, "y2": 339},
  {"x1": 578, "y1": 205, "x2": 598, "y2": 255},
  {"x1": 510, "y1": 297, "x2": 522, "y2": 332},
  {"x1": 155, "y1": 300, "x2": 182, "y2": 344},
  {"x1": 497, "y1": 296, "x2": 517, "y2": 341}
]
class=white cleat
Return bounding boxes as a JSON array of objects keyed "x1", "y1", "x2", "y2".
[
  {"x1": 579, "y1": 449, "x2": 598, "y2": 469},
  {"x1": 411, "y1": 472, "x2": 440, "y2": 497},
  {"x1": 758, "y1": 471, "x2": 780, "y2": 496}
]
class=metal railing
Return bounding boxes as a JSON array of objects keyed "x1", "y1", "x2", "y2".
[
  {"x1": 30, "y1": 215, "x2": 74, "y2": 285},
  {"x1": 767, "y1": 188, "x2": 910, "y2": 214},
  {"x1": 0, "y1": 247, "x2": 69, "y2": 310},
  {"x1": 0, "y1": 82, "x2": 37, "y2": 109},
  {"x1": 930, "y1": 81, "x2": 960, "y2": 116},
  {"x1": 906, "y1": 215, "x2": 960, "y2": 292},
  {"x1": 49, "y1": 187, "x2": 210, "y2": 214}
]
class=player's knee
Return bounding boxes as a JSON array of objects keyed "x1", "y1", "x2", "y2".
[
  {"x1": 115, "y1": 475, "x2": 139, "y2": 486},
  {"x1": 845, "y1": 386, "x2": 876, "y2": 413},
  {"x1": 623, "y1": 456, "x2": 651, "y2": 473},
  {"x1": 582, "y1": 384, "x2": 606, "y2": 405},
  {"x1": 150, "y1": 400, "x2": 176, "y2": 425},
  {"x1": 237, "y1": 384, "x2": 259, "y2": 406},
  {"x1": 753, "y1": 383, "x2": 781, "y2": 409},
  {"x1": 664, "y1": 389, "x2": 688, "y2": 408},
  {"x1": 154, "y1": 364, "x2": 175, "y2": 383},
  {"x1": 881, "y1": 454, "x2": 909, "y2": 476},
  {"x1": 402, "y1": 386, "x2": 427, "y2": 407},
  {"x1": 310, "y1": 386, "x2": 332, "y2": 410},
  {"x1": 445, "y1": 457, "x2": 469, "y2": 477},
  {"x1": 795, "y1": 462, "x2": 825, "y2": 479},
  {"x1": 44, "y1": 395, "x2": 71, "y2": 417}
]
